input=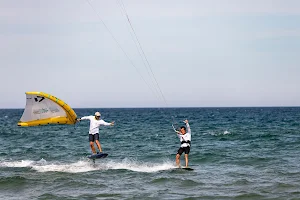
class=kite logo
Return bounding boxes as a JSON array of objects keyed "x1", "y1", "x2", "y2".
[
  {"x1": 33, "y1": 108, "x2": 49, "y2": 114},
  {"x1": 34, "y1": 96, "x2": 45, "y2": 102},
  {"x1": 49, "y1": 107, "x2": 60, "y2": 113}
]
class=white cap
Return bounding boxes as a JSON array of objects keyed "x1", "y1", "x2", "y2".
[{"x1": 95, "y1": 112, "x2": 101, "y2": 117}]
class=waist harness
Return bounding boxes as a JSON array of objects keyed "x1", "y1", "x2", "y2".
[{"x1": 181, "y1": 140, "x2": 191, "y2": 145}]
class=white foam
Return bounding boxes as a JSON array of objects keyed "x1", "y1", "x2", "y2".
[
  {"x1": 206, "y1": 130, "x2": 232, "y2": 136},
  {"x1": 104, "y1": 158, "x2": 176, "y2": 173},
  {"x1": 224, "y1": 130, "x2": 231, "y2": 135},
  {"x1": 32, "y1": 160, "x2": 98, "y2": 173},
  {"x1": 0, "y1": 158, "x2": 176, "y2": 173},
  {"x1": 0, "y1": 160, "x2": 35, "y2": 168},
  {"x1": 0, "y1": 159, "x2": 96, "y2": 173}
]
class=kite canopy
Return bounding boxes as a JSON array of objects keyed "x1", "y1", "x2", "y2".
[{"x1": 18, "y1": 92, "x2": 77, "y2": 126}]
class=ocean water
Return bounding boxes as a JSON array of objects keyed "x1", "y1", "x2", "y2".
[{"x1": 1, "y1": 107, "x2": 300, "y2": 200}]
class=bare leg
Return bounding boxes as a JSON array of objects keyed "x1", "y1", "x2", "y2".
[
  {"x1": 176, "y1": 154, "x2": 181, "y2": 167},
  {"x1": 95, "y1": 140, "x2": 102, "y2": 152},
  {"x1": 90, "y1": 141, "x2": 96, "y2": 154},
  {"x1": 184, "y1": 154, "x2": 189, "y2": 168}
]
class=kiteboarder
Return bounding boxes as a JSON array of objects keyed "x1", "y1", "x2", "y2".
[
  {"x1": 175, "y1": 119, "x2": 191, "y2": 168},
  {"x1": 77, "y1": 112, "x2": 114, "y2": 154}
]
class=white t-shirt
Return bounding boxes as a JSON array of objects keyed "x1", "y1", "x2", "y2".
[
  {"x1": 80, "y1": 116, "x2": 111, "y2": 135},
  {"x1": 177, "y1": 123, "x2": 191, "y2": 147}
]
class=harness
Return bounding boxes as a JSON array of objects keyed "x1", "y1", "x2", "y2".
[{"x1": 181, "y1": 140, "x2": 191, "y2": 145}]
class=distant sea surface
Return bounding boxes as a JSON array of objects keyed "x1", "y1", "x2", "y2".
[{"x1": 1, "y1": 107, "x2": 300, "y2": 200}]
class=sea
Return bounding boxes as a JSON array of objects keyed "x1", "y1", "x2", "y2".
[{"x1": 0, "y1": 107, "x2": 300, "y2": 200}]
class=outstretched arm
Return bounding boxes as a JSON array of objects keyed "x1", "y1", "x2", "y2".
[
  {"x1": 76, "y1": 116, "x2": 90, "y2": 122},
  {"x1": 100, "y1": 120, "x2": 115, "y2": 126},
  {"x1": 184, "y1": 119, "x2": 191, "y2": 134},
  {"x1": 172, "y1": 124, "x2": 181, "y2": 134}
]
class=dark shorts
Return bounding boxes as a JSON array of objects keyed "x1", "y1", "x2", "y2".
[
  {"x1": 177, "y1": 146, "x2": 190, "y2": 155},
  {"x1": 89, "y1": 133, "x2": 99, "y2": 142}
]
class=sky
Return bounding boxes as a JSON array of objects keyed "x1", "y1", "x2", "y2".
[{"x1": 1, "y1": 0, "x2": 300, "y2": 108}]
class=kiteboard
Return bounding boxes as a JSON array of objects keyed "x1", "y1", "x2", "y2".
[
  {"x1": 177, "y1": 167, "x2": 194, "y2": 171},
  {"x1": 87, "y1": 152, "x2": 108, "y2": 159},
  {"x1": 181, "y1": 167, "x2": 194, "y2": 171}
]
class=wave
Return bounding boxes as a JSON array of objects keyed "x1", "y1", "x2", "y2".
[
  {"x1": 104, "y1": 158, "x2": 176, "y2": 172},
  {"x1": 0, "y1": 158, "x2": 177, "y2": 173},
  {"x1": 0, "y1": 176, "x2": 27, "y2": 186},
  {"x1": 205, "y1": 130, "x2": 232, "y2": 136},
  {"x1": 151, "y1": 177, "x2": 203, "y2": 187}
]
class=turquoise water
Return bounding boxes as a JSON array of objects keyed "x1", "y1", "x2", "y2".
[{"x1": 1, "y1": 107, "x2": 300, "y2": 199}]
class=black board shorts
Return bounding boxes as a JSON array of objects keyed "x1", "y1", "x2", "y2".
[
  {"x1": 177, "y1": 146, "x2": 190, "y2": 155},
  {"x1": 89, "y1": 133, "x2": 99, "y2": 142}
]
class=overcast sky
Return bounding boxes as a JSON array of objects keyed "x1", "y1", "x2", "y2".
[{"x1": 1, "y1": 0, "x2": 300, "y2": 108}]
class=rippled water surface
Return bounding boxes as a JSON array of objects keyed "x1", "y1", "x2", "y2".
[{"x1": 1, "y1": 107, "x2": 300, "y2": 199}]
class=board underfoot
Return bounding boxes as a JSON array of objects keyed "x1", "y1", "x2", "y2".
[
  {"x1": 87, "y1": 152, "x2": 108, "y2": 159},
  {"x1": 177, "y1": 167, "x2": 194, "y2": 171}
]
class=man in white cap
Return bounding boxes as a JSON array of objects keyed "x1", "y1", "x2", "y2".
[{"x1": 77, "y1": 112, "x2": 114, "y2": 154}]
